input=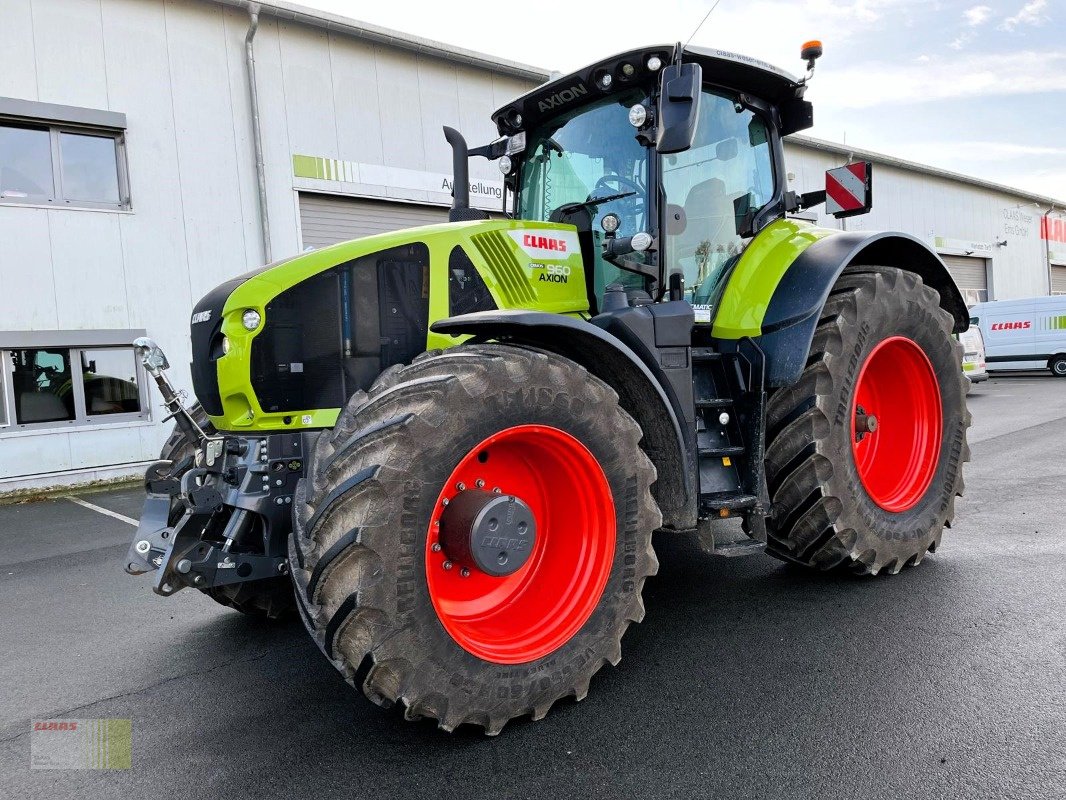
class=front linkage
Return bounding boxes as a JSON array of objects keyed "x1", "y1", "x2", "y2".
[{"x1": 124, "y1": 338, "x2": 300, "y2": 599}]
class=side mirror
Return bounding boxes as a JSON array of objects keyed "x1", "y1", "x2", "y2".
[
  {"x1": 656, "y1": 61, "x2": 702, "y2": 154},
  {"x1": 825, "y1": 161, "x2": 873, "y2": 218}
]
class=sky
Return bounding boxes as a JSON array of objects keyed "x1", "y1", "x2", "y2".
[{"x1": 300, "y1": 0, "x2": 1066, "y2": 201}]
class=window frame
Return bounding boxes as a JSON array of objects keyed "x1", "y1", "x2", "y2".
[
  {"x1": 0, "y1": 344, "x2": 152, "y2": 432},
  {"x1": 0, "y1": 119, "x2": 130, "y2": 211}
]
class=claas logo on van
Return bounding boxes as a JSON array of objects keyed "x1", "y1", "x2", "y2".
[{"x1": 990, "y1": 321, "x2": 1032, "y2": 331}]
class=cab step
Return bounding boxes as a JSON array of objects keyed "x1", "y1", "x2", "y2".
[
  {"x1": 698, "y1": 444, "x2": 745, "y2": 458},
  {"x1": 691, "y1": 347, "x2": 722, "y2": 362},
  {"x1": 695, "y1": 397, "x2": 733, "y2": 409},
  {"x1": 699, "y1": 491, "x2": 758, "y2": 512}
]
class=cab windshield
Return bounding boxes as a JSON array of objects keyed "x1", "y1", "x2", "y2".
[{"x1": 517, "y1": 91, "x2": 650, "y2": 300}]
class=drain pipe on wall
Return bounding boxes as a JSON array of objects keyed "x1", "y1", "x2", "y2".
[
  {"x1": 1043, "y1": 206, "x2": 1058, "y2": 295},
  {"x1": 245, "y1": 3, "x2": 271, "y2": 262}
]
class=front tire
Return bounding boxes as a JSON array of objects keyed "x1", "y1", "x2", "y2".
[
  {"x1": 1050, "y1": 356, "x2": 1066, "y2": 377},
  {"x1": 763, "y1": 266, "x2": 971, "y2": 575},
  {"x1": 291, "y1": 344, "x2": 660, "y2": 734}
]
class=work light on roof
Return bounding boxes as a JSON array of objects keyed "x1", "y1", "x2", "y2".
[
  {"x1": 498, "y1": 155, "x2": 513, "y2": 175},
  {"x1": 598, "y1": 72, "x2": 613, "y2": 89},
  {"x1": 646, "y1": 55, "x2": 663, "y2": 71}
]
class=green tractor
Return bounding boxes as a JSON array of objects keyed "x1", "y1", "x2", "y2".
[{"x1": 126, "y1": 42, "x2": 970, "y2": 734}]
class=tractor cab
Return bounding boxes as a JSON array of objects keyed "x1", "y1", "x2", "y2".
[{"x1": 490, "y1": 46, "x2": 815, "y2": 312}]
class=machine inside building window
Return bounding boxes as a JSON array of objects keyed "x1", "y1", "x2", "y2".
[
  {"x1": 0, "y1": 121, "x2": 127, "y2": 209},
  {"x1": 1, "y1": 345, "x2": 148, "y2": 429}
]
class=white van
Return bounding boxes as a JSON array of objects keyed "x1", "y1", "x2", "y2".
[{"x1": 969, "y1": 296, "x2": 1066, "y2": 377}]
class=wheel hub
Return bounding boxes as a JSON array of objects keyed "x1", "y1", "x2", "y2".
[
  {"x1": 424, "y1": 424, "x2": 616, "y2": 665},
  {"x1": 439, "y1": 490, "x2": 537, "y2": 577},
  {"x1": 851, "y1": 336, "x2": 942, "y2": 512}
]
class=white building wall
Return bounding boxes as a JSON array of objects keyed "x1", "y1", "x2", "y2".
[
  {"x1": 0, "y1": 0, "x2": 539, "y2": 488},
  {"x1": 785, "y1": 141, "x2": 1052, "y2": 300}
]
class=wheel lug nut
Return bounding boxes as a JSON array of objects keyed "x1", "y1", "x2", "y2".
[
  {"x1": 460, "y1": 567, "x2": 470, "y2": 578},
  {"x1": 431, "y1": 543, "x2": 442, "y2": 552},
  {"x1": 456, "y1": 482, "x2": 465, "y2": 491},
  {"x1": 443, "y1": 560, "x2": 453, "y2": 571},
  {"x1": 493, "y1": 487, "x2": 501, "y2": 494},
  {"x1": 475, "y1": 479, "x2": 485, "y2": 488},
  {"x1": 442, "y1": 497, "x2": 449, "y2": 506}
]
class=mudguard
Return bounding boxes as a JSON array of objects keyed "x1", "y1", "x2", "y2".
[
  {"x1": 432, "y1": 310, "x2": 697, "y2": 530},
  {"x1": 713, "y1": 221, "x2": 969, "y2": 388}
]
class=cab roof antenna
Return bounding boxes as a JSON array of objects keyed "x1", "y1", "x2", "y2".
[{"x1": 682, "y1": 0, "x2": 724, "y2": 53}]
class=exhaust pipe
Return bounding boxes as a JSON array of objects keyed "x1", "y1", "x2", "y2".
[{"x1": 442, "y1": 126, "x2": 486, "y2": 222}]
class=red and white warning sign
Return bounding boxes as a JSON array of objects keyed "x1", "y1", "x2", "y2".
[{"x1": 825, "y1": 161, "x2": 873, "y2": 218}]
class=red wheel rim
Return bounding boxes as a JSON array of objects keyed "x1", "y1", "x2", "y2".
[
  {"x1": 425, "y1": 425, "x2": 615, "y2": 664},
  {"x1": 851, "y1": 336, "x2": 942, "y2": 512}
]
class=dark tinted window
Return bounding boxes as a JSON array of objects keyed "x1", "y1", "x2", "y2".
[
  {"x1": 81, "y1": 348, "x2": 141, "y2": 415},
  {"x1": 11, "y1": 348, "x2": 75, "y2": 423}
]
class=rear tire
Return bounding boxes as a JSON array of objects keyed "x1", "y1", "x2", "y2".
[
  {"x1": 291, "y1": 344, "x2": 660, "y2": 734},
  {"x1": 157, "y1": 403, "x2": 294, "y2": 620},
  {"x1": 763, "y1": 266, "x2": 970, "y2": 575}
]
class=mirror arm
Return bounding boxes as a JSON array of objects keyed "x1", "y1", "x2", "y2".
[
  {"x1": 785, "y1": 189, "x2": 827, "y2": 213},
  {"x1": 798, "y1": 189, "x2": 826, "y2": 210}
]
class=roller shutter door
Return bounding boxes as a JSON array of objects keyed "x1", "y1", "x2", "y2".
[
  {"x1": 298, "y1": 193, "x2": 448, "y2": 249},
  {"x1": 940, "y1": 254, "x2": 989, "y2": 304},
  {"x1": 1051, "y1": 264, "x2": 1066, "y2": 295}
]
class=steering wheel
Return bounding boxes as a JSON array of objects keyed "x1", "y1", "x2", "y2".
[{"x1": 590, "y1": 175, "x2": 645, "y2": 230}]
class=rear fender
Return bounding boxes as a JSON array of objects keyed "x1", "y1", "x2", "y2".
[
  {"x1": 431, "y1": 310, "x2": 697, "y2": 530},
  {"x1": 754, "y1": 231, "x2": 969, "y2": 387}
]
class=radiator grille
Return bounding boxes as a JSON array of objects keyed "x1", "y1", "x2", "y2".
[{"x1": 470, "y1": 230, "x2": 536, "y2": 306}]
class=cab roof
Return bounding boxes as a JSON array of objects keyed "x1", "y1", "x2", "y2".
[{"x1": 492, "y1": 44, "x2": 807, "y2": 136}]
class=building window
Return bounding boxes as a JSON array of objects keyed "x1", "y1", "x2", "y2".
[
  {"x1": 1, "y1": 345, "x2": 148, "y2": 430},
  {"x1": 0, "y1": 121, "x2": 128, "y2": 209}
]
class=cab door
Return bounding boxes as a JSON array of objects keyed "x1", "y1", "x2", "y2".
[{"x1": 659, "y1": 89, "x2": 776, "y2": 308}]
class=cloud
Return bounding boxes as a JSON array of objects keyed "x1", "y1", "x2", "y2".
[
  {"x1": 949, "y1": 32, "x2": 974, "y2": 50},
  {"x1": 1000, "y1": 0, "x2": 1049, "y2": 30},
  {"x1": 816, "y1": 50, "x2": 1066, "y2": 107},
  {"x1": 963, "y1": 5, "x2": 993, "y2": 26}
]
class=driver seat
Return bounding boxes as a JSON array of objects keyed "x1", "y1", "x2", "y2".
[{"x1": 675, "y1": 177, "x2": 738, "y2": 262}]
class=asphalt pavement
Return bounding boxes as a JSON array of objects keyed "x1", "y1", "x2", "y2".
[{"x1": 1, "y1": 374, "x2": 1063, "y2": 799}]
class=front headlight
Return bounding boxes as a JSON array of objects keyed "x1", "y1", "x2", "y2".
[
  {"x1": 242, "y1": 309, "x2": 261, "y2": 331},
  {"x1": 222, "y1": 336, "x2": 231, "y2": 355}
]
